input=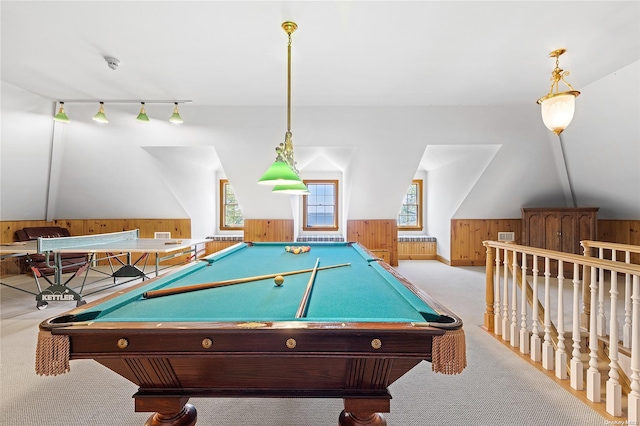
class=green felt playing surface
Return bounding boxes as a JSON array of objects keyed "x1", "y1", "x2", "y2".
[{"x1": 80, "y1": 243, "x2": 442, "y2": 323}]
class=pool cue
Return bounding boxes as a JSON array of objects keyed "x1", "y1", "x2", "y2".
[
  {"x1": 142, "y1": 261, "x2": 349, "y2": 299},
  {"x1": 295, "y1": 258, "x2": 320, "y2": 318}
]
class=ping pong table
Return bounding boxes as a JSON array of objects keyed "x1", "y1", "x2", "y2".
[
  {"x1": 1, "y1": 229, "x2": 207, "y2": 309},
  {"x1": 0, "y1": 240, "x2": 41, "y2": 293}
]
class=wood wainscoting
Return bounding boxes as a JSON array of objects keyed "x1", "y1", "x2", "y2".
[
  {"x1": 450, "y1": 218, "x2": 640, "y2": 267},
  {"x1": 398, "y1": 241, "x2": 437, "y2": 260},
  {"x1": 450, "y1": 219, "x2": 522, "y2": 267},
  {"x1": 598, "y1": 219, "x2": 640, "y2": 263},
  {"x1": 4, "y1": 217, "x2": 635, "y2": 272},
  {"x1": 347, "y1": 220, "x2": 398, "y2": 266},
  {"x1": 0, "y1": 218, "x2": 194, "y2": 272},
  {"x1": 243, "y1": 219, "x2": 294, "y2": 242},
  {"x1": 205, "y1": 240, "x2": 242, "y2": 255},
  {"x1": 1, "y1": 218, "x2": 192, "y2": 242}
]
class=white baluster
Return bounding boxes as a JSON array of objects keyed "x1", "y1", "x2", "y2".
[
  {"x1": 556, "y1": 260, "x2": 567, "y2": 379},
  {"x1": 542, "y1": 257, "x2": 554, "y2": 370},
  {"x1": 494, "y1": 248, "x2": 501, "y2": 336},
  {"x1": 520, "y1": 253, "x2": 530, "y2": 354},
  {"x1": 510, "y1": 250, "x2": 519, "y2": 347},
  {"x1": 628, "y1": 275, "x2": 640, "y2": 422},
  {"x1": 624, "y1": 250, "x2": 632, "y2": 348},
  {"x1": 597, "y1": 247, "x2": 606, "y2": 336},
  {"x1": 570, "y1": 262, "x2": 583, "y2": 390},
  {"x1": 502, "y1": 248, "x2": 510, "y2": 341},
  {"x1": 587, "y1": 266, "x2": 601, "y2": 402},
  {"x1": 531, "y1": 254, "x2": 541, "y2": 362},
  {"x1": 606, "y1": 251, "x2": 621, "y2": 416}
]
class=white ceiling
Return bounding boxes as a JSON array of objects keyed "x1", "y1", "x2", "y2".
[{"x1": 2, "y1": 1, "x2": 639, "y2": 107}]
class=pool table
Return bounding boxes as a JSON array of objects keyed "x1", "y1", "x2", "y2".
[{"x1": 37, "y1": 242, "x2": 465, "y2": 426}]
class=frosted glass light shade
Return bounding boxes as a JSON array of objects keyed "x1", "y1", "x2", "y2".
[
  {"x1": 540, "y1": 93, "x2": 577, "y2": 135},
  {"x1": 258, "y1": 161, "x2": 303, "y2": 185}
]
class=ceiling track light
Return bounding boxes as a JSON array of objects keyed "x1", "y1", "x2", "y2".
[
  {"x1": 52, "y1": 100, "x2": 190, "y2": 123},
  {"x1": 92, "y1": 102, "x2": 109, "y2": 123},
  {"x1": 169, "y1": 102, "x2": 184, "y2": 124},
  {"x1": 53, "y1": 102, "x2": 70, "y2": 123},
  {"x1": 136, "y1": 102, "x2": 150, "y2": 123},
  {"x1": 537, "y1": 48, "x2": 581, "y2": 135},
  {"x1": 258, "y1": 21, "x2": 309, "y2": 195}
]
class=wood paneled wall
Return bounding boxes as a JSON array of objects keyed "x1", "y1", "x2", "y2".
[
  {"x1": 398, "y1": 242, "x2": 437, "y2": 260},
  {"x1": 205, "y1": 240, "x2": 241, "y2": 255},
  {"x1": 598, "y1": 219, "x2": 640, "y2": 263},
  {"x1": 347, "y1": 220, "x2": 398, "y2": 266},
  {"x1": 598, "y1": 220, "x2": 640, "y2": 246},
  {"x1": 450, "y1": 218, "x2": 640, "y2": 267},
  {"x1": 243, "y1": 219, "x2": 294, "y2": 242},
  {"x1": 0, "y1": 219, "x2": 193, "y2": 270},
  {"x1": 450, "y1": 219, "x2": 522, "y2": 266},
  {"x1": 5, "y1": 217, "x2": 636, "y2": 269},
  {"x1": 1, "y1": 218, "x2": 192, "y2": 243}
]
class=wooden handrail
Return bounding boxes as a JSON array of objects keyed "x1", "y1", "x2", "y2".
[
  {"x1": 581, "y1": 240, "x2": 640, "y2": 257},
  {"x1": 483, "y1": 241, "x2": 640, "y2": 276}
]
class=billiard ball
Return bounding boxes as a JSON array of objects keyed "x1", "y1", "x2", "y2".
[{"x1": 274, "y1": 275, "x2": 285, "y2": 286}]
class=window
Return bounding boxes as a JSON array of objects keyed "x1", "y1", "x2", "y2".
[
  {"x1": 303, "y1": 180, "x2": 338, "y2": 231},
  {"x1": 219, "y1": 179, "x2": 244, "y2": 230},
  {"x1": 397, "y1": 179, "x2": 423, "y2": 230}
]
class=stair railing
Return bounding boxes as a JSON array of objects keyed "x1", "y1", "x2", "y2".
[{"x1": 483, "y1": 240, "x2": 640, "y2": 420}]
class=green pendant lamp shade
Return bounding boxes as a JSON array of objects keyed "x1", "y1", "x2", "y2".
[
  {"x1": 258, "y1": 160, "x2": 303, "y2": 185},
  {"x1": 136, "y1": 102, "x2": 150, "y2": 122},
  {"x1": 258, "y1": 22, "x2": 308, "y2": 194},
  {"x1": 92, "y1": 102, "x2": 109, "y2": 123},
  {"x1": 272, "y1": 181, "x2": 310, "y2": 194},
  {"x1": 169, "y1": 102, "x2": 184, "y2": 124},
  {"x1": 53, "y1": 102, "x2": 70, "y2": 123}
]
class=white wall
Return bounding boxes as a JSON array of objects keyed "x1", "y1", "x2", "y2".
[
  {"x1": 562, "y1": 60, "x2": 640, "y2": 219},
  {"x1": 1, "y1": 83, "x2": 55, "y2": 219},
  {"x1": 2, "y1": 61, "x2": 638, "y2": 256}
]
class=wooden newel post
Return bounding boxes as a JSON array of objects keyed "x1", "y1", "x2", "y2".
[{"x1": 484, "y1": 242, "x2": 495, "y2": 332}]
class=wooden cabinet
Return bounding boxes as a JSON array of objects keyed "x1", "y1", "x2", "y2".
[{"x1": 522, "y1": 207, "x2": 598, "y2": 255}]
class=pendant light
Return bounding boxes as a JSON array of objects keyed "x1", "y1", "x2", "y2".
[
  {"x1": 136, "y1": 102, "x2": 150, "y2": 122},
  {"x1": 272, "y1": 181, "x2": 311, "y2": 194},
  {"x1": 92, "y1": 102, "x2": 109, "y2": 123},
  {"x1": 258, "y1": 21, "x2": 307, "y2": 192},
  {"x1": 169, "y1": 102, "x2": 184, "y2": 124},
  {"x1": 53, "y1": 102, "x2": 70, "y2": 123},
  {"x1": 537, "y1": 49, "x2": 580, "y2": 135}
]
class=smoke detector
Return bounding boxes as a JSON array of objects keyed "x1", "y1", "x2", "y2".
[{"x1": 104, "y1": 56, "x2": 121, "y2": 70}]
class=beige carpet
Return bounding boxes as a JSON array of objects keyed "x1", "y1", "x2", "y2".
[{"x1": 1, "y1": 261, "x2": 608, "y2": 425}]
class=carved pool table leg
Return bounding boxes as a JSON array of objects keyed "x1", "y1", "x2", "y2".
[
  {"x1": 339, "y1": 410, "x2": 387, "y2": 426},
  {"x1": 143, "y1": 403, "x2": 197, "y2": 426},
  {"x1": 340, "y1": 397, "x2": 389, "y2": 426}
]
